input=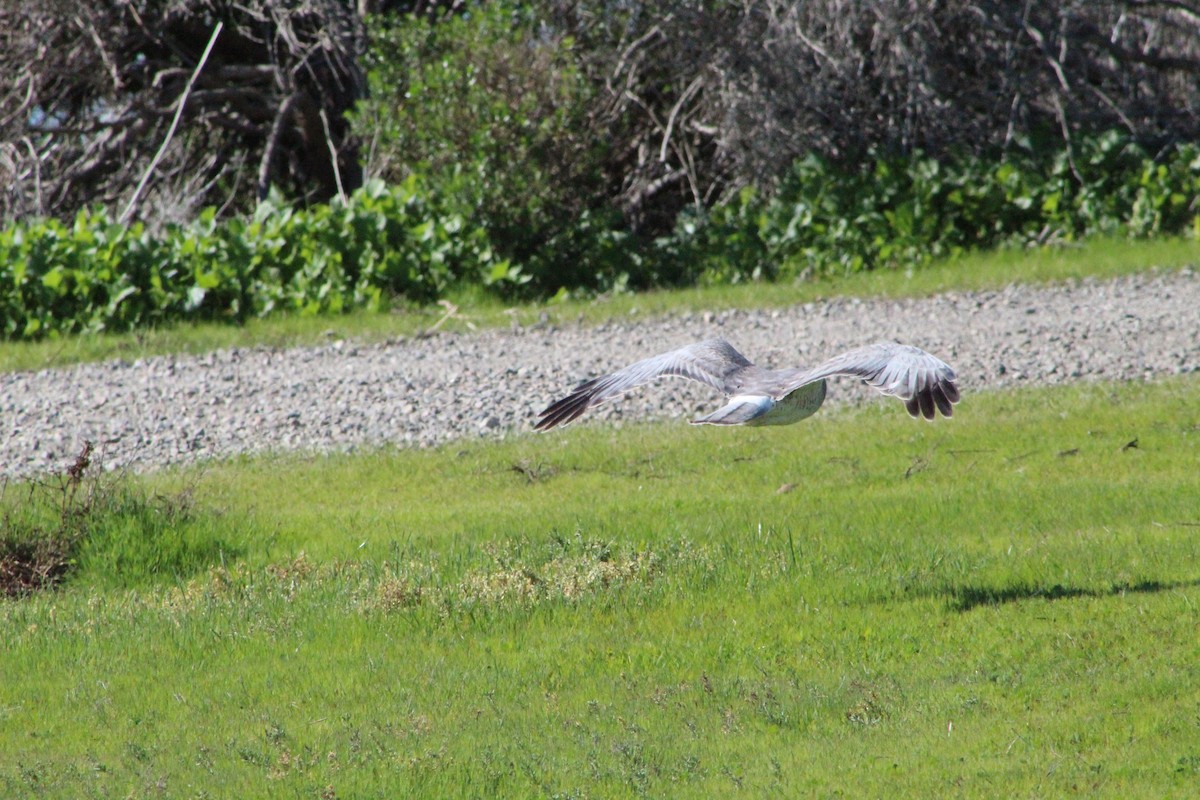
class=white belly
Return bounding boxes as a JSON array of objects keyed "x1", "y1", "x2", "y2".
[{"x1": 751, "y1": 380, "x2": 827, "y2": 426}]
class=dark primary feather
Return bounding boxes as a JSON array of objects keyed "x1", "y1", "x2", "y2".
[
  {"x1": 536, "y1": 338, "x2": 960, "y2": 429},
  {"x1": 534, "y1": 338, "x2": 751, "y2": 431},
  {"x1": 783, "y1": 342, "x2": 959, "y2": 420}
]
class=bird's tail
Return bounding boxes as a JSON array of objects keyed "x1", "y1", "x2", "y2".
[{"x1": 690, "y1": 396, "x2": 773, "y2": 426}]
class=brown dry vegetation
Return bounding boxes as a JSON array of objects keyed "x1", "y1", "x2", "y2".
[
  {"x1": 3, "y1": 1, "x2": 1200, "y2": 232},
  {"x1": 0, "y1": 0, "x2": 365, "y2": 224}
]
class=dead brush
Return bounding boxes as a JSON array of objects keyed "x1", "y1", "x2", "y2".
[
  {"x1": 1, "y1": 440, "x2": 98, "y2": 596},
  {"x1": 0, "y1": 440, "x2": 202, "y2": 597},
  {"x1": 366, "y1": 534, "x2": 707, "y2": 615}
]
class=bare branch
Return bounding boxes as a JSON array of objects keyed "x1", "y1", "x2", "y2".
[
  {"x1": 659, "y1": 74, "x2": 705, "y2": 163},
  {"x1": 257, "y1": 91, "x2": 304, "y2": 200},
  {"x1": 318, "y1": 107, "x2": 346, "y2": 202},
  {"x1": 1, "y1": 0, "x2": 366, "y2": 223},
  {"x1": 121, "y1": 21, "x2": 223, "y2": 224}
]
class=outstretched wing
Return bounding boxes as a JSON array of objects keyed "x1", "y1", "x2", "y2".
[
  {"x1": 783, "y1": 342, "x2": 960, "y2": 420},
  {"x1": 535, "y1": 338, "x2": 753, "y2": 431}
]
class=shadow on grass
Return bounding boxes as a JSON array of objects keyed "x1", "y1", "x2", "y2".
[{"x1": 945, "y1": 578, "x2": 1200, "y2": 612}]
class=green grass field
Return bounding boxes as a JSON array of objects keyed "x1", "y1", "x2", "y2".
[
  {"x1": 2, "y1": 236, "x2": 1197, "y2": 373},
  {"x1": 3, "y1": 377, "x2": 1199, "y2": 798}
]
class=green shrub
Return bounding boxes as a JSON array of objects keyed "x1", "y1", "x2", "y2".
[
  {"x1": 352, "y1": 2, "x2": 610, "y2": 296},
  {"x1": 0, "y1": 178, "x2": 511, "y2": 340},
  {"x1": 0, "y1": 131, "x2": 1196, "y2": 342},
  {"x1": 670, "y1": 132, "x2": 1200, "y2": 282}
]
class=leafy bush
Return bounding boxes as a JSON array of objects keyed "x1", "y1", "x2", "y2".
[
  {"x1": 670, "y1": 132, "x2": 1200, "y2": 283},
  {"x1": 0, "y1": 132, "x2": 1197, "y2": 341},
  {"x1": 352, "y1": 2, "x2": 611, "y2": 294},
  {"x1": 346, "y1": 0, "x2": 1200, "y2": 254},
  {"x1": 0, "y1": 178, "x2": 510, "y2": 340}
]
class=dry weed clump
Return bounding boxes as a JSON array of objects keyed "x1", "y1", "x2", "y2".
[
  {"x1": 368, "y1": 535, "x2": 717, "y2": 615},
  {"x1": 1, "y1": 441, "x2": 96, "y2": 596},
  {"x1": 375, "y1": 575, "x2": 426, "y2": 611},
  {"x1": 456, "y1": 549, "x2": 663, "y2": 606},
  {"x1": 2, "y1": 440, "x2": 215, "y2": 598},
  {"x1": 0, "y1": 537, "x2": 73, "y2": 598},
  {"x1": 156, "y1": 564, "x2": 245, "y2": 614}
]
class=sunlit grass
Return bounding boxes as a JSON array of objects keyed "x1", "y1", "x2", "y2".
[
  {"x1": 2, "y1": 377, "x2": 1199, "y2": 797},
  {"x1": 2, "y1": 236, "x2": 1196, "y2": 373}
]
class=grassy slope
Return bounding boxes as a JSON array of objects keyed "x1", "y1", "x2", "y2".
[
  {"x1": 3, "y1": 378, "x2": 1199, "y2": 798},
  {"x1": 2, "y1": 236, "x2": 1197, "y2": 373}
]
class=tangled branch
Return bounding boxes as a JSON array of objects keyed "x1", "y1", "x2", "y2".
[{"x1": 0, "y1": 0, "x2": 365, "y2": 224}]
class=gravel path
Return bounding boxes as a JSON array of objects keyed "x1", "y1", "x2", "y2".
[{"x1": 3, "y1": 270, "x2": 1197, "y2": 479}]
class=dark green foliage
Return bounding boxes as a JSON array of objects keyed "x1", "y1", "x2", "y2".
[
  {"x1": 352, "y1": 2, "x2": 611, "y2": 294},
  {"x1": 671, "y1": 133, "x2": 1200, "y2": 283},
  {"x1": 0, "y1": 178, "x2": 509, "y2": 340},
  {"x1": 0, "y1": 133, "x2": 1197, "y2": 341}
]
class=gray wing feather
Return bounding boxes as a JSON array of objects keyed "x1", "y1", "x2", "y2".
[
  {"x1": 782, "y1": 342, "x2": 960, "y2": 420},
  {"x1": 535, "y1": 338, "x2": 752, "y2": 430}
]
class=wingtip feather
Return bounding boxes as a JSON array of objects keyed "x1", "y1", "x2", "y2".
[{"x1": 904, "y1": 395, "x2": 921, "y2": 418}]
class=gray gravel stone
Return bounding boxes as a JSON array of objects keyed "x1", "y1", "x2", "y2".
[{"x1": 2, "y1": 270, "x2": 1197, "y2": 478}]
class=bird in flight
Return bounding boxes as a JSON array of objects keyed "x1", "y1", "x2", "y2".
[{"x1": 535, "y1": 338, "x2": 959, "y2": 430}]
